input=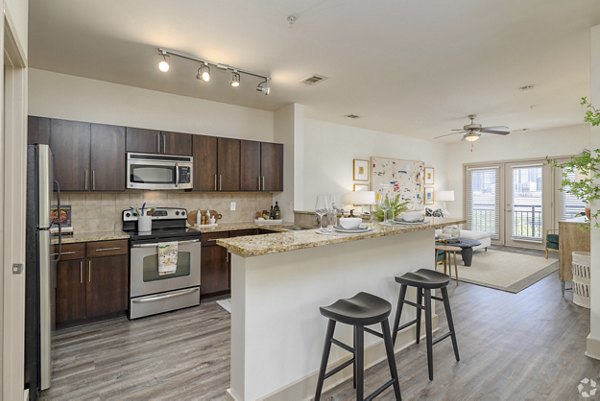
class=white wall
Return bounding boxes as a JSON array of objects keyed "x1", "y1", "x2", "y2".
[
  {"x1": 302, "y1": 118, "x2": 449, "y2": 211},
  {"x1": 29, "y1": 69, "x2": 274, "y2": 141},
  {"x1": 587, "y1": 24, "x2": 600, "y2": 359},
  {"x1": 445, "y1": 124, "x2": 591, "y2": 217}
]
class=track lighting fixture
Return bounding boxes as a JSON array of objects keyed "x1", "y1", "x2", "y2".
[
  {"x1": 196, "y1": 64, "x2": 210, "y2": 82},
  {"x1": 256, "y1": 79, "x2": 270, "y2": 95},
  {"x1": 230, "y1": 71, "x2": 240, "y2": 87},
  {"x1": 156, "y1": 48, "x2": 270, "y2": 95},
  {"x1": 158, "y1": 51, "x2": 170, "y2": 72}
]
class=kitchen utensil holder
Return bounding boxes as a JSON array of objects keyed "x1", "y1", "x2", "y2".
[{"x1": 138, "y1": 215, "x2": 152, "y2": 233}]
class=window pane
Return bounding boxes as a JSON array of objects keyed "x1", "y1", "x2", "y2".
[
  {"x1": 511, "y1": 166, "x2": 542, "y2": 240},
  {"x1": 470, "y1": 168, "x2": 498, "y2": 237}
]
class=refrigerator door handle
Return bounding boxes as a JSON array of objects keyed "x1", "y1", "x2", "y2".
[{"x1": 52, "y1": 180, "x2": 62, "y2": 263}]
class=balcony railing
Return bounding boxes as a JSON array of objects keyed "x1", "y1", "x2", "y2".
[{"x1": 471, "y1": 203, "x2": 542, "y2": 240}]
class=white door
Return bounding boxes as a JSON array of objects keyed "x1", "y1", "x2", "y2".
[{"x1": 504, "y1": 162, "x2": 552, "y2": 249}]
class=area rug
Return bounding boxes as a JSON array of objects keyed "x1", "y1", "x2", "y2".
[
  {"x1": 216, "y1": 298, "x2": 232, "y2": 313},
  {"x1": 447, "y1": 249, "x2": 558, "y2": 293}
]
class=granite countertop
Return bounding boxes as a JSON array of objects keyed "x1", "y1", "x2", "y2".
[
  {"x1": 190, "y1": 221, "x2": 296, "y2": 233},
  {"x1": 51, "y1": 231, "x2": 130, "y2": 245},
  {"x1": 217, "y1": 217, "x2": 466, "y2": 257}
]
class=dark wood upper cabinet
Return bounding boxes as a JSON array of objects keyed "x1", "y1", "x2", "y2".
[
  {"x1": 240, "y1": 140, "x2": 261, "y2": 191},
  {"x1": 85, "y1": 254, "x2": 128, "y2": 319},
  {"x1": 50, "y1": 119, "x2": 91, "y2": 191},
  {"x1": 126, "y1": 128, "x2": 161, "y2": 154},
  {"x1": 217, "y1": 138, "x2": 241, "y2": 191},
  {"x1": 28, "y1": 116, "x2": 50, "y2": 145},
  {"x1": 90, "y1": 124, "x2": 126, "y2": 191},
  {"x1": 192, "y1": 135, "x2": 218, "y2": 191},
  {"x1": 162, "y1": 131, "x2": 192, "y2": 156},
  {"x1": 55, "y1": 258, "x2": 86, "y2": 324},
  {"x1": 260, "y1": 142, "x2": 284, "y2": 192}
]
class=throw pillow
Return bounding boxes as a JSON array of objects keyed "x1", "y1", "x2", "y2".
[{"x1": 425, "y1": 208, "x2": 445, "y2": 217}]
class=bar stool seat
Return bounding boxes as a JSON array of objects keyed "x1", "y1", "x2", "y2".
[
  {"x1": 315, "y1": 292, "x2": 402, "y2": 401},
  {"x1": 395, "y1": 269, "x2": 450, "y2": 289},
  {"x1": 320, "y1": 292, "x2": 393, "y2": 326}
]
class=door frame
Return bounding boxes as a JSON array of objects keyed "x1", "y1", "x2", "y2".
[
  {"x1": 2, "y1": 8, "x2": 28, "y2": 401},
  {"x1": 464, "y1": 155, "x2": 575, "y2": 250}
]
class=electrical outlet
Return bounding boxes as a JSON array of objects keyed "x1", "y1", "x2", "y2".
[{"x1": 230, "y1": 202, "x2": 237, "y2": 211}]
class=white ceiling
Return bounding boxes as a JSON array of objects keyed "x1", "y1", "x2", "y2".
[{"x1": 29, "y1": 0, "x2": 600, "y2": 141}]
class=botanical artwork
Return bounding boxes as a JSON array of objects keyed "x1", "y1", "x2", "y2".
[
  {"x1": 370, "y1": 156, "x2": 425, "y2": 209},
  {"x1": 424, "y1": 167, "x2": 435, "y2": 185},
  {"x1": 353, "y1": 159, "x2": 369, "y2": 181},
  {"x1": 424, "y1": 187, "x2": 435, "y2": 205}
]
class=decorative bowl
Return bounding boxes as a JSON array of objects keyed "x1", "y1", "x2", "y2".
[
  {"x1": 401, "y1": 211, "x2": 424, "y2": 222},
  {"x1": 339, "y1": 217, "x2": 362, "y2": 229}
]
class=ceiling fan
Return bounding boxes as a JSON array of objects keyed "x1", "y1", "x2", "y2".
[{"x1": 435, "y1": 114, "x2": 510, "y2": 142}]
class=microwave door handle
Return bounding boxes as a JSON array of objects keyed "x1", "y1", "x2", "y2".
[{"x1": 175, "y1": 163, "x2": 179, "y2": 187}]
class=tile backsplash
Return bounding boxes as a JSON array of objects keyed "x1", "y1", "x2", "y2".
[{"x1": 61, "y1": 191, "x2": 274, "y2": 233}]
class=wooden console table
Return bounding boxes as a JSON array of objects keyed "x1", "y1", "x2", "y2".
[{"x1": 559, "y1": 216, "x2": 591, "y2": 294}]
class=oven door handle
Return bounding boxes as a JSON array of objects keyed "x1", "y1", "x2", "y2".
[
  {"x1": 131, "y1": 239, "x2": 200, "y2": 248},
  {"x1": 131, "y1": 287, "x2": 199, "y2": 303}
]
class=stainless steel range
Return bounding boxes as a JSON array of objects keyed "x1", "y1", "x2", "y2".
[{"x1": 122, "y1": 207, "x2": 201, "y2": 319}]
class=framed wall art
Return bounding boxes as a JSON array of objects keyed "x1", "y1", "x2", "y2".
[
  {"x1": 370, "y1": 156, "x2": 425, "y2": 209},
  {"x1": 424, "y1": 167, "x2": 435, "y2": 185},
  {"x1": 353, "y1": 159, "x2": 369, "y2": 182},
  {"x1": 424, "y1": 187, "x2": 435, "y2": 205},
  {"x1": 353, "y1": 184, "x2": 370, "y2": 192}
]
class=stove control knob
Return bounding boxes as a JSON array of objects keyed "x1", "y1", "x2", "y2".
[
  {"x1": 125, "y1": 212, "x2": 131, "y2": 217},
  {"x1": 181, "y1": 211, "x2": 186, "y2": 216},
  {"x1": 175, "y1": 211, "x2": 180, "y2": 216}
]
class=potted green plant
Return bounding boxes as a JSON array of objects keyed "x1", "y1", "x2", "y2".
[
  {"x1": 549, "y1": 97, "x2": 600, "y2": 226},
  {"x1": 373, "y1": 192, "x2": 409, "y2": 222}
]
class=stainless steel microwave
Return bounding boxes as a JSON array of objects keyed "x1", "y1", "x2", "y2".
[{"x1": 127, "y1": 152, "x2": 193, "y2": 190}]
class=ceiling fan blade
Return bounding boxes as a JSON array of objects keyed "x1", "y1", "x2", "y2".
[
  {"x1": 451, "y1": 128, "x2": 465, "y2": 131},
  {"x1": 482, "y1": 126, "x2": 509, "y2": 130},
  {"x1": 480, "y1": 128, "x2": 510, "y2": 135},
  {"x1": 434, "y1": 131, "x2": 465, "y2": 139}
]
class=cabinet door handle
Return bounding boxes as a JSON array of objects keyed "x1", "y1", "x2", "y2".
[
  {"x1": 226, "y1": 252, "x2": 229, "y2": 263},
  {"x1": 219, "y1": 175, "x2": 222, "y2": 191},
  {"x1": 157, "y1": 135, "x2": 161, "y2": 153},
  {"x1": 52, "y1": 251, "x2": 76, "y2": 256},
  {"x1": 92, "y1": 170, "x2": 96, "y2": 190},
  {"x1": 206, "y1": 239, "x2": 217, "y2": 242},
  {"x1": 95, "y1": 247, "x2": 121, "y2": 252},
  {"x1": 162, "y1": 134, "x2": 166, "y2": 154},
  {"x1": 88, "y1": 260, "x2": 91, "y2": 283},
  {"x1": 214, "y1": 174, "x2": 217, "y2": 191},
  {"x1": 84, "y1": 170, "x2": 89, "y2": 190},
  {"x1": 80, "y1": 261, "x2": 83, "y2": 284},
  {"x1": 262, "y1": 176, "x2": 265, "y2": 191}
]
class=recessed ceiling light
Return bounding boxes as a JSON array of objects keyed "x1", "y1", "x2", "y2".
[
  {"x1": 519, "y1": 85, "x2": 535, "y2": 92},
  {"x1": 344, "y1": 114, "x2": 360, "y2": 119}
]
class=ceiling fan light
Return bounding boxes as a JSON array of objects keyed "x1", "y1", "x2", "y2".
[{"x1": 464, "y1": 133, "x2": 479, "y2": 142}]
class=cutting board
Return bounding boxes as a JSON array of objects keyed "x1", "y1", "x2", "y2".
[{"x1": 187, "y1": 209, "x2": 222, "y2": 226}]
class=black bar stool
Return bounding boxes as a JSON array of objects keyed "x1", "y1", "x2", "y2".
[
  {"x1": 315, "y1": 292, "x2": 402, "y2": 401},
  {"x1": 391, "y1": 269, "x2": 460, "y2": 380}
]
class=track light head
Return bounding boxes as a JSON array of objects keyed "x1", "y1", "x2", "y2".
[
  {"x1": 158, "y1": 52, "x2": 170, "y2": 72},
  {"x1": 256, "y1": 79, "x2": 270, "y2": 95},
  {"x1": 230, "y1": 71, "x2": 241, "y2": 87},
  {"x1": 196, "y1": 64, "x2": 210, "y2": 82}
]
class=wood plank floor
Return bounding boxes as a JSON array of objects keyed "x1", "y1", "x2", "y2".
[{"x1": 42, "y1": 271, "x2": 597, "y2": 401}]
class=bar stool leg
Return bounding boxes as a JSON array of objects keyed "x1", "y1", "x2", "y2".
[
  {"x1": 354, "y1": 325, "x2": 365, "y2": 400},
  {"x1": 392, "y1": 284, "x2": 407, "y2": 345},
  {"x1": 441, "y1": 287, "x2": 460, "y2": 362},
  {"x1": 381, "y1": 319, "x2": 402, "y2": 401},
  {"x1": 415, "y1": 288, "x2": 422, "y2": 344},
  {"x1": 453, "y1": 251, "x2": 459, "y2": 286},
  {"x1": 314, "y1": 319, "x2": 336, "y2": 401},
  {"x1": 424, "y1": 289, "x2": 434, "y2": 380}
]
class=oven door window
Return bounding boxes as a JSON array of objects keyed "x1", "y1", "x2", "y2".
[
  {"x1": 142, "y1": 251, "x2": 191, "y2": 281},
  {"x1": 130, "y1": 164, "x2": 175, "y2": 184}
]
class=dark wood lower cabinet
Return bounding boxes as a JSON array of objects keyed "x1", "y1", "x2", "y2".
[
  {"x1": 201, "y1": 232, "x2": 230, "y2": 297},
  {"x1": 55, "y1": 241, "x2": 128, "y2": 325},
  {"x1": 85, "y1": 254, "x2": 128, "y2": 319},
  {"x1": 56, "y1": 259, "x2": 86, "y2": 323}
]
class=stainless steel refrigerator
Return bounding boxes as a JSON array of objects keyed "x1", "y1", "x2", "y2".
[{"x1": 25, "y1": 144, "x2": 61, "y2": 399}]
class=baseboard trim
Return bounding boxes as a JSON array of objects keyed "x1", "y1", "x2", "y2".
[
  {"x1": 226, "y1": 315, "x2": 439, "y2": 401},
  {"x1": 586, "y1": 333, "x2": 600, "y2": 360}
]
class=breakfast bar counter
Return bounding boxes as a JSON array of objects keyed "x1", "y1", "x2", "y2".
[{"x1": 220, "y1": 218, "x2": 463, "y2": 401}]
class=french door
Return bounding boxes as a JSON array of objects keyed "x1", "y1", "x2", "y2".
[{"x1": 465, "y1": 160, "x2": 555, "y2": 250}]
